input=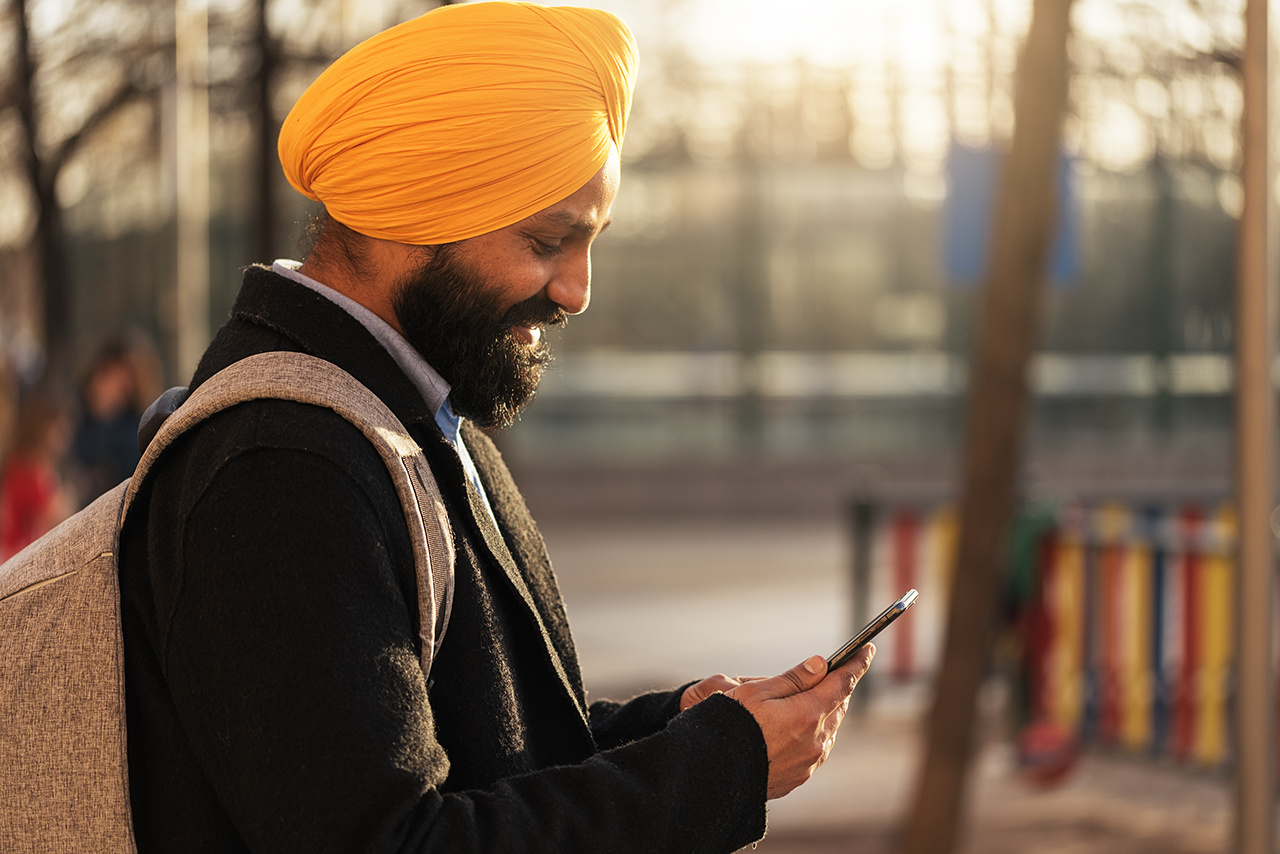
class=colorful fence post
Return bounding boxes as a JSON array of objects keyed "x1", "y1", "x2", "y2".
[
  {"x1": 1047, "y1": 506, "x2": 1088, "y2": 734},
  {"x1": 918, "y1": 504, "x2": 957, "y2": 676},
  {"x1": 1118, "y1": 509, "x2": 1155, "y2": 753},
  {"x1": 1172, "y1": 504, "x2": 1203, "y2": 762},
  {"x1": 1146, "y1": 505, "x2": 1170, "y2": 757},
  {"x1": 861, "y1": 496, "x2": 1255, "y2": 774},
  {"x1": 1094, "y1": 502, "x2": 1131, "y2": 745},
  {"x1": 889, "y1": 508, "x2": 919, "y2": 681},
  {"x1": 1194, "y1": 504, "x2": 1236, "y2": 767}
]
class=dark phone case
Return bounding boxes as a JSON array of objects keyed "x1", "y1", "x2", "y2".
[{"x1": 827, "y1": 590, "x2": 917, "y2": 670}]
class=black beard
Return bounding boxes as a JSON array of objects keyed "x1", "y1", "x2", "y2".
[{"x1": 391, "y1": 245, "x2": 567, "y2": 430}]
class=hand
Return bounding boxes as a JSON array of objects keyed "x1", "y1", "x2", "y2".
[
  {"x1": 725, "y1": 644, "x2": 875, "y2": 799},
  {"x1": 681, "y1": 674, "x2": 754, "y2": 712}
]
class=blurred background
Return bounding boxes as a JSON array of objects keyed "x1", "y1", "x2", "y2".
[
  {"x1": 0, "y1": 0, "x2": 1271, "y2": 851},
  {"x1": 0, "y1": 0, "x2": 1250, "y2": 495}
]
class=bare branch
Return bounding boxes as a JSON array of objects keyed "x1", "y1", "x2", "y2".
[
  {"x1": 43, "y1": 78, "x2": 147, "y2": 189},
  {"x1": 278, "y1": 47, "x2": 339, "y2": 66},
  {"x1": 53, "y1": 37, "x2": 172, "y2": 75},
  {"x1": 1207, "y1": 48, "x2": 1242, "y2": 72}
]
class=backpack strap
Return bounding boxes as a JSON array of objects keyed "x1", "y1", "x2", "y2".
[{"x1": 127, "y1": 351, "x2": 454, "y2": 672}]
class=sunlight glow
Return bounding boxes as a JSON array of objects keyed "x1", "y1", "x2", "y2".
[{"x1": 584, "y1": 0, "x2": 1246, "y2": 173}]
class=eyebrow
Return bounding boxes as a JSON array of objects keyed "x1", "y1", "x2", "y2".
[{"x1": 534, "y1": 208, "x2": 612, "y2": 236}]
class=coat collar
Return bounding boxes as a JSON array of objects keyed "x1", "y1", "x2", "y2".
[{"x1": 196, "y1": 265, "x2": 438, "y2": 431}]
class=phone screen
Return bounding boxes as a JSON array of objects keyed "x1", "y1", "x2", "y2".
[{"x1": 826, "y1": 589, "x2": 919, "y2": 671}]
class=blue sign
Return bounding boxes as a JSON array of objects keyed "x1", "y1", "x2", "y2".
[{"x1": 943, "y1": 142, "x2": 1080, "y2": 287}]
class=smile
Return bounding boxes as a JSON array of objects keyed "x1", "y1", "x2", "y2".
[{"x1": 512, "y1": 326, "x2": 541, "y2": 345}]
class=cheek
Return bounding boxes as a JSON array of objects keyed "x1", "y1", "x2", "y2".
[
  {"x1": 495, "y1": 263, "x2": 553, "y2": 308},
  {"x1": 462, "y1": 245, "x2": 549, "y2": 308}
]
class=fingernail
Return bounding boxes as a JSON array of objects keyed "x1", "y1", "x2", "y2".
[{"x1": 803, "y1": 655, "x2": 824, "y2": 674}]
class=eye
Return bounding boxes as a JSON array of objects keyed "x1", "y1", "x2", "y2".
[{"x1": 527, "y1": 235, "x2": 563, "y2": 257}]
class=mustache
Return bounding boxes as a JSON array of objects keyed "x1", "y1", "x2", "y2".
[{"x1": 501, "y1": 293, "x2": 568, "y2": 331}]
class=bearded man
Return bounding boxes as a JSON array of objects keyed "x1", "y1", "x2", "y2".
[{"x1": 118, "y1": 4, "x2": 875, "y2": 852}]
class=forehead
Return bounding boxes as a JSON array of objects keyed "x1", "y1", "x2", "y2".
[{"x1": 523, "y1": 150, "x2": 620, "y2": 231}]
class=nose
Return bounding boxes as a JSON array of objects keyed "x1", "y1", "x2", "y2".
[{"x1": 546, "y1": 250, "x2": 591, "y2": 316}]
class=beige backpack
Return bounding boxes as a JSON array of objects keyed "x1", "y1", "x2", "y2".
[{"x1": 0, "y1": 351, "x2": 454, "y2": 854}]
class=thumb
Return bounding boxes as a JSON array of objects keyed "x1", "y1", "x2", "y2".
[{"x1": 754, "y1": 655, "x2": 829, "y2": 700}]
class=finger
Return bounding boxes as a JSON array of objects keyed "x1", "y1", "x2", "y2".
[
  {"x1": 680, "y1": 673, "x2": 741, "y2": 711},
  {"x1": 700, "y1": 674, "x2": 741, "y2": 691},
  {"x1": 829, "y1": 643, "x2": 876, "y2": 695},
  {"x1": 833, "y1": 642, "x2": 875, "y2": 677},
  {"x1": 752, "y1": 655, "x2": 829, "y2": 700}
]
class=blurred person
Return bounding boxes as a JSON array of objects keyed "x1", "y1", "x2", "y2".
[
  {"x1": 0, "y1": 395, "x2": 73, "y2": 562},
  {"x1": 69, "y1": 337, "x2": 154, "y2": 505},
  {"x1": 121, "y1": 329, "x2": 165, "y2": 416},
  {"x1": 118, "y1": 4, "x2": 876, "y2": 852}
]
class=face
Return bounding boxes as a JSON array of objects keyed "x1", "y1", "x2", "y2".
[{"x1": 392, "y1": 150, "x2": 620, "y2": 429}]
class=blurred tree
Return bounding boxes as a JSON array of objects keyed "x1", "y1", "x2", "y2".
[
  {"x1": 0, "y1": 0, "x2": 448, "y2": 388},
  {"x1": 1060, "y1": 0, "x2": 1241, "y2": 360},
  {"x1": 248, "y1": 0, "x2": 278, "y2": 263},
  {"x1": 898, "y1": 0, "x2": 1075, "y2": 853},
  {"x1": 0, "y1": 0, "x2": 1252, "y2": 463},
  {"x1": 3, "y1": 0, "x2": 171, "y2": 386}
]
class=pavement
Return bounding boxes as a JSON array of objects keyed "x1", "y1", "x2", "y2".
[{"x1": 537, "y1": 515, "x2": 1243, "y2": 854}]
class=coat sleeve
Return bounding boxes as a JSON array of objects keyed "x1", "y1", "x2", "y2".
[
  {"x1": 146, "y1": 435, "x2": 768, "y2": 854},
  {"x1": 588, "y1": 686, "x2": 694, "y2": 749}
]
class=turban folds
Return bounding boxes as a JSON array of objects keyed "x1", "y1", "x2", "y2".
[{"x1": 279, "y1": 2, "x2": 638, "y2": 245}]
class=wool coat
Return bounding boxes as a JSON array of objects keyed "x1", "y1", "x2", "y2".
[{"x1": 117, "y1": 267, "x2": 770, "y2": 853}]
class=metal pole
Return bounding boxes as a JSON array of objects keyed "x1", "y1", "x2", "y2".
[
  {"x1": 1233, "y1": 0, "x2": 1274, "y2": 850},
  {"x1": 848, "y1": 498, "x2": 876, "y2": 708},
  {"x1": 175, "y1": 0, "x2": 210, "y2": 382}
]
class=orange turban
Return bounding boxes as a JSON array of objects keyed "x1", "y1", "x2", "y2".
[{"x1": 278, "y1": 2, "x2": 637, "y2": 245}]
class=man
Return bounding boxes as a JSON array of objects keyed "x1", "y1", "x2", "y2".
[{"x1": 119, "y1": 3, "x2": 875, "y2": 852}]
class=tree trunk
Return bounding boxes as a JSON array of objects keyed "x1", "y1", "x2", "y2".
[
  {"x1": 14, "y1": 0, "x2": 72, "y2": 387},
  {"x1": 1231, "y1": 0, "x2": 1273, "y2": 850},
  {"x1": 13, "y1": 0, "x2": 147, "y2": 388},
  {"x1": 897, "y1": 1, "x2": 1075, "y2": 853},
  {"x1": 34, "y1": 195, "x2": 72, "y2": 386},
  {"x1": 250, "y1": 0, "x2": 278, "y2": 263}
]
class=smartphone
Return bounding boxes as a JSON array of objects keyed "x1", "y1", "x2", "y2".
[{"x1": 826, "y1": 589, "x2": 919, "y2": 671}]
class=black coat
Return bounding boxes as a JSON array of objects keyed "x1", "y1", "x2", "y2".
[{"x1": 118, "y1": 267, "x2": 769, "y2": 853}]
